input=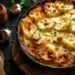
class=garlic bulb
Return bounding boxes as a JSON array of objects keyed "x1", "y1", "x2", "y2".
[
  {"x1": 0, "y1": 28, "x2": 11, "y2": 43},
  {"x1": 10, "y1": 4, "x2": 21, "y2": 14}
]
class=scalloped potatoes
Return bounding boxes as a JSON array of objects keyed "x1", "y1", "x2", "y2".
[{"x1": 19, "y1": 1, "x2": 75, "y2": 67}]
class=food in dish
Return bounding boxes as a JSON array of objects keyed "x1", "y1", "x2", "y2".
[
  {"x1": 19, "y1": 0, "x2": 75, "y2": 67},
  {"x1": 55, "y1": 1, "x2": 73, "y2": 12}
]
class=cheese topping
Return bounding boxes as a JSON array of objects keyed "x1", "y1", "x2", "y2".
[{"x1": 20, "y1": 1, "x2": 75, "y2": 67}]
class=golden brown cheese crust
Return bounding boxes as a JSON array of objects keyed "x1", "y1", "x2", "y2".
[
  {"x1": 29, "y1": 6, "x2": 45, "y2": 21},
  {"x1": 19, "y1": 1, "x2": 75, "y2": 67},
  {"x1": 55, "y1": 1, "x2": 73, "y2": 12},
  {"x1": 44, "y1": 2, "x2": 60, "y2": 17}
]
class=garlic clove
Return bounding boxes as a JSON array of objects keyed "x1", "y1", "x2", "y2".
[
  {"x1": 10, "y1": 4, "x2": 22, "y2": 14},
  {"x1": 0, "y1": 28, "x2": 11, "y2": 43}
]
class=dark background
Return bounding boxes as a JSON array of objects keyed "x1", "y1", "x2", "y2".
[
  {"x1": 0, "y1": 0, "x2": 38, "y2": 75},
  {"x1": 0, "y1": 0, "x2": 75, "y2": 75}
]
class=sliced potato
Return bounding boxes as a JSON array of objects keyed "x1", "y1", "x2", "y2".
[
  {"x1": 37, "y1": 18, "x2": 54, "y2": 30},
  {"x1": 61, "y1": 38, "x2": 75, "y2": 49},
  {"x1": 44, "y1": 2, "x2": 60, "y2": 17},
  {"x1": 68, "y1": 9, "x2": 75, "y2": 20},
  {"x1": 29, "y1": 6, "x2": 45, "y2": 21},
  {"x1": 51, "y1": 17, "x2": 67, "y2": 31},
  {"x1": 69, "y1": 21, "x2": 75, "y2": 33},
  {"x1": 55, "y1": 1, "x2": 73, "y2": 12}
]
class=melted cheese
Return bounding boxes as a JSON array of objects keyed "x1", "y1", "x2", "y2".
[
  {"x1": 70, "y1": 21, "x2": 75, "y2": 33},
  {"x1": 55, "y1": 1, "x2": 73, "y2": 12},
  {"x1": 44, "y1": 2, "x2": 60, "y2": 17},
  {"x1": 29, "y1": 6, "x2": 45, "y2": 21},
  {"x1": 20, "y1": 1, "x2": 75, "y2": 67},
  {"x1": 37, "y1": 18, "x2": 54, "y2": 30}
]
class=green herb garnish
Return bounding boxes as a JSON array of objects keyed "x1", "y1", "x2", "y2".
[
  {"x1": 11, "y1": 0, "x2": 15, "y2": 5},
  {"x1": 20, "y1": 0, "x2": 30, "y2": 7}
]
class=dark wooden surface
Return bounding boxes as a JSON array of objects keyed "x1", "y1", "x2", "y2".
[
  {"x1": 0, "y1": 0, "x2": 75, "y2": 75},
  {"x1": 0, "y1": 0, "x2": 36, "y2": 75}
]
